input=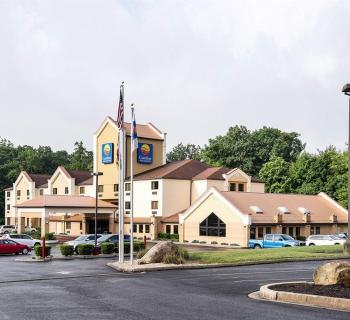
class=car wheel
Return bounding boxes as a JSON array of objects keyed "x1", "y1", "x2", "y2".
[
  {"x1": 309, "y1": 243, "x2": 315, "y2": 246},
  {"x1": 254, "y1": 244, "x2": 262, "y2": 249},
  {"x1": 22, "y1": 248, "x2": 29, "y2": 255}
]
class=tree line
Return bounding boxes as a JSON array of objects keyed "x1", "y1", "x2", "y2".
[
  {"x1": 167, "y1": 125, "x2": 348, "y2": 208},
  {"x1": 0, "y1": 139, "x2": 92, "y2": 223}
]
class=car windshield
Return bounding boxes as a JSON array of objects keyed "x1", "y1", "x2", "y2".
[
  {"x1": 330, "y1": 236, "x2": 341, "y2": 240},
  {"x1": 281, "y1": 235, "x2": 294, "y2": 241},
  {"x1": 74, "y1": 236, "x2": 86, "y2": 241}
]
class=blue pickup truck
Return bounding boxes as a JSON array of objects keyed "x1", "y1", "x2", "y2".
[{"x1": 249, "y1": 233, "x2": 304, "y2": 249}]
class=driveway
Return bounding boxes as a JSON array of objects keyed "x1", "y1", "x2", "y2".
[{"x1": 0, "y1": 255, "x2": 348, "y2": 320}]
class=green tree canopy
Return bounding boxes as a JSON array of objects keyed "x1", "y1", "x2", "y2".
[{"x1": 167, "y1": 143, "x2": 202, "y2": 162}]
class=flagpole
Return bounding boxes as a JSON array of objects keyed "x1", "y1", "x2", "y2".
[
  {"x1": 130, "y1": 104, "x2": 135, "y2": 265},
  {"x1": 118, "y1": 82, "x2": 125, "y2": 263}
]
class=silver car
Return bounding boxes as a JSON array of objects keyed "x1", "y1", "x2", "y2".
[{"x1": 65, "y1": 234, "x2": 102, "y2": 252}]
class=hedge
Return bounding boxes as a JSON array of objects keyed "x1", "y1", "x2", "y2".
[
  {"x1": 157, "y1": 233, "x2": 179, "y2": 241},
  {"x1": 34, "y1": 245, "x2": 51, "y2": 257},
  {"x1": 114, "y1": 241, "x2": 145, "y2": 254},
  {"x1": 100, "y1": 243, "x2": 115, "y2": 254},
  {"x1": 77, "y1": 244, "x2": 95, "y2": 255},
  {"x1": 60, "y1": 245, "x2": 74, "y2": 256}
]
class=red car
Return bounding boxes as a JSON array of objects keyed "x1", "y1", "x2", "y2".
[{"x1": 0, "y1": 239, "x2": 31, "y2": 255}]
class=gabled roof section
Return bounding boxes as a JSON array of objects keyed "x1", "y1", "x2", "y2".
[
  {"x1": 67, "y1": 170, "x2": 93, "y2": 185},
  {"x1": 192, "y1": 167, "x2": 230, "y2": 180},
  {"x1": 28, "y1": 174, "x2": 51, "y2": 188},
  {"x1": 95, "y1": 116, "x2": 164, "y2": 140},
  {"x1": 133, "y1": 159, "x2": 210, "y2": 180}
]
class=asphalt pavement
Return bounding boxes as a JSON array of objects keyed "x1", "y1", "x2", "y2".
[{"x1": 0, "y1": 254, "x2": 349, "y2": 320}]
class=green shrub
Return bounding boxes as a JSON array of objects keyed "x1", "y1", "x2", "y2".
[
  {"x1": 114, "y1": 241, "x2": 145, "y2": 254},
  {"x1": 177, "y1": 246, "x2": 189, "y2": 260},
  {"x1": 100, "y1": 243, "x2": 115, "y2": 254},
  {"x1": 230, "y1": 243, "x2": 239, "y2": 246},
  {"x1": 34, "y1": 246, "x2": 51, "y2": 257},
  {"x1": 296, "y1": 236, "x2": 306, "y2": 241},
  {"x1": 192, "y1": 240, "x2": 199, "y2": 243},
  {"x1": 221, "y1": 242, "x2": 228, "y2": 246},
  {"x1": 45, "y1": 233, "x2": 55, "y2": 240},
  {"x1": 134, "y1": 241, "x2": 145, "y2": 252},
  {"x1": 170, "y1": 234, "x2": 179, "y2": 241},
  {"x1": 136, "y1": 249, "x2": 148, "y2": 259},
  {"x1": 138, "y1": 237, "x2": 143, "y2": 240},
  {"x1": 211, "y1": 241, "x2": 218, "y2": 245},
  {"x1": 33, "y1": 228, "x2": 41, "y2": 240},
  {"x1": 199, "y1": 241, "x2": 206, "y2": 244},
  {"x1": 60, "y1": 245, "x2": 74, "y2": 256},
  {"x1": 77, "y1": 244, "x2": 95, "y2": 255},
  {"x1": 183, "y1": 240, "x2": 189, "y2": 243}
]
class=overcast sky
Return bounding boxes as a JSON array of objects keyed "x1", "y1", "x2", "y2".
[{"x1": 1, "y1": 0, "x2": 350, "y2": 153}]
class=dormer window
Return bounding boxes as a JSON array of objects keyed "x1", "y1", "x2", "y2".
[
  {"x1": 250, "y1": 206, "x2": 263, "y2": 214},
  {"x1": 278, "y1": 206, "x2": 290, "y2": 214}
]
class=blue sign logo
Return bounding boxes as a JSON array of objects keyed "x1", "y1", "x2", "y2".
[
  {"x1": 137, "y1": 143, "x2": 153, "y2": 164},
  {"x1": 102, "y1": 143, "x2": 114, "y2": 164}
]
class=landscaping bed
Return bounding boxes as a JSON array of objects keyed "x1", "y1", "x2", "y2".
[{"x1": 270, "y1": 282, "x2": 350, "y2": 299}]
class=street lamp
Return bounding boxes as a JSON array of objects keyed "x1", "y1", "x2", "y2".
[
  {"x1": 91, "y1": 172, "x2": 103, "y2": 255},
  {"x1": 342, "y1": 83, "x2": 350, "y2": 255}
]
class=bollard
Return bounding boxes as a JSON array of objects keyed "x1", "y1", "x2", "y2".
[{"x1": 41, "y1": 237, "x2": 46, "y2": 258}]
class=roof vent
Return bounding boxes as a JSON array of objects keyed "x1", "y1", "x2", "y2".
[
  {"x1": 250, "y1": 206, "x2": 263, "y2": 214},
  {"x1": 298, "y1": 207, "x2": 310, "y2": 215},
  {"x1": 278, "y1": 206, "x2": 290, "y2": 214}
]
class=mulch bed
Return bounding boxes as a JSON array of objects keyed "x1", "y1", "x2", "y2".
[{"x1": 271, "y1": 283, "x2": 350, "y2": 299}]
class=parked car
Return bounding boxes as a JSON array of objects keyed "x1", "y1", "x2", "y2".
[
  {"x1": 24, "y1": 226, "x2": 37, "y2": 234},
  {"x1": 0, "y1": 239, "x2": 31, "y2": 255},
  {"x1": 334, "y1": 233, "x2": 348, "y2": 240},
  {"x1": 0, "y1": 225, "x2": 17, "y2": 234},
  {"x1": 306, "y1": 235, "x2": 346, "y2": 246},
  {"x1": 249, "y1": 234, "x2": 303, "y2": 249},
  {"x1": 2, "y1": 234, "x2": 42, "y2": 248},
  {"x1": 65, "y1": 234, "x2": 103, "y2": 252},
  {"x1": 96, "y1": 234, "x2": 131, "y2": 247}
]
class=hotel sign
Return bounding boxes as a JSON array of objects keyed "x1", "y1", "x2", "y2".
[
  {"x1": 102, "y1": 143, "x2": 114, "y2": 164},
  {"x1": 137, "y1": 143, "x2": 153, "y2": 164}
]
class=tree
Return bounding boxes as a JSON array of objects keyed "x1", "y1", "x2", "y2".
[
  {"x1": 201, "y1": 125, "x2": 305, "y2": 176},
  {"x1": 258, "y1": 156, "x2": 291, "y2": 193},
  {"x1": 167, "y1": 143, "x2": 202, "y2": 162},
  {"x1": 67, "y1": 141, "x2": 93, "y2": 171}
]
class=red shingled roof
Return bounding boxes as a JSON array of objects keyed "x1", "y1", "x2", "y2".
[{"x1": 28, "y1": 174, "x2": 51, "y2": 188}]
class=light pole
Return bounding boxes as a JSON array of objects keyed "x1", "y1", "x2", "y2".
[
  {"x1": 342, "y1": 83, "x2": 350, "y2": 255},
  {"x1": 91, "y1": 172, "x2": 103, "y2": 255}
]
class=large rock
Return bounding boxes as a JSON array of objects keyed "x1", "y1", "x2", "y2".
[
  {"x1": 313, "y1": 261, "x2": 350, "y2": 286},
  {"x1": 138, "y1": 241, "x2": 178, "y2": 264}
]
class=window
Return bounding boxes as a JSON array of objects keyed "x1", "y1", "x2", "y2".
[
  {"x1": 39, "y1": 189, "x2": 44, "y2": 196},
  {"x1": 151, "y1": 181, "x2": 159, "y2": 190},
  {"x1": 310, "y1": 226, "x2": 321, "y2": 235},
  {"x1": 125, "y1": 183, "x2": 131, "y2": 191},
  {"x1": 114, "y1": 184, "x2": 118, "y2": 192},
  {"x1": 258, "y1": 227, "x2": 264, "y2": 238},
  {"x1": 151, "y1": 201, "x2": 158, "y2": 210},
  {"x1": 199, "y1": 213, "x2": 226, "y2": 237},
  {"x1": 80, "y1": 187, "x2": 85, "y2": 194},
  {"x1": 166, "y1": 225, "x2": 171, "y2": 234},
  {"x1": 17, "y1": 190, "x2": 21, "y2": 197},
  {"x1": 27, "y1": 189, "x2": 30, "y2": 196},
  {"x1": 65, "y1": 187, "x2": 69, "y2": 195},
  {"x1": 265, "y1": 234, "x2": 273, "y2": 241},
  {"x1": 53, "y1": 188, "x2": 58, "y2": 195},
  {"x1": 289, "y1": 227, "x2": 294, "y2": 237},
  {"x1": 133, "y1": 224, "x2": 137, "y2": 233},
  {"x1": 173, "y1": 225, "x2": 178, "y2": 234},
  {"x1": 282, "y1": 226, "x2": 287, "y2": 234},
  {"x1": 295, "y1": 227, "x2": 300, "y2": 237},
  {"x1": 139, "y1": 224, "x2": 144, "y2": 233},
  {"x1": 6, "y1": 192, "x2": 10, "y2": 198},
  {"x1": 66, "y1": 222, "x2": 71, "y2": 229},
  {"x1": 145, "y1": 225, "x2": 150, "y2": 233},
  {"x1": 125, "y1": 201, "x2": 131, "y2": 210},
  {"x1": 250, "y1": 227, "x2": 256, "y2": 239},
  {"x1": 80, "y1": 222, "x2": 83, "y2": 230},
  {"x1": 26, "y1": 218, "x2": 30, "y2": 226},
  {"x1": 229, "y1": 183, "x2": 236, "y2": 191},
  {"x1": 98, "y1": 185, "x2": 104, "y2": 193},
  {"x1": 6, "y1": 205, "x2": 10, "y2": 211},
  {"x1": 238, "y1": 184, "x2": 244, "y2": 192},
  {"x1": 265, "y1": 227, "x2": 271, "y2": 234}
]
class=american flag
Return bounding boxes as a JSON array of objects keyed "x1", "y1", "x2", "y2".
[{"x1": 116, "y1": 85, "x2": 124, "y2": 129}]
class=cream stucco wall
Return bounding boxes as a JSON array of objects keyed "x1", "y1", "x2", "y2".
[
  {"x1": 251, "y1": 183, "x2": 265, "y2": 193},
  {"x1": 15, "y1": 176, "x2": 32, "y2": 204},
  {"x1": 182, "y1": 193, "x2": 249, "y2": 247},
  {"x1": 162, "y1": 179, "x2": 191, "y2": 217},
  {"x1": 50, "y1": 171, "x2": 73, "y2": 195},
  {"x1": 191, "y1": 180, "x2": 208, "y2": 203}
]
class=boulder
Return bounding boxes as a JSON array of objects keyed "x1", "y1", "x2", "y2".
[
  {"x1": 313, "y1": 261, "x2": 350, "y2": 286},
  {"x1": 138, "y1": 241, "x2": 178, "y2": 264}
]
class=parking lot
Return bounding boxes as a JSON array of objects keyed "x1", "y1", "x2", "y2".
[{"x1": 0, "y1": 254, "x2": 349, "y2": 320}]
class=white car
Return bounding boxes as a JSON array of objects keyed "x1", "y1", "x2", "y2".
[
  {"x1": 0, "y1": 225, "x2": 17, "y2": 234},
  {"x1": 306, "y1": 235, "x2": 346, "y2": 246},
  {"x1": 2, "y1": 234, "x2": 42, "y2": 248},
  {"x1": 65, "y1": 234, "x2": 102, "y2": 252}
]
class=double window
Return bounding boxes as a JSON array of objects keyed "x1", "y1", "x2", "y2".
[
  {"x1": 114, "y1": 184, "x2": 118, "y2": 192},
  {"x1": 125, "y1": 183, "x2": 131, "y2": 191},
  {"x1": 151, "y1": 181, "x2": 159, "y2": 190},
  {"x1": 151, "y1": 201, "x2": 158, "y2": 210},
  {"x1": 98, "y1": 185, "x2": 104, "y2": 193},
  {"x1": 199, "y1": 213, "x2": 226, "y2": 237},
  {"x1": 80, "y1": 187, "x2": 85, "y2": 194},
  {"x1": 229, "y1": 183, "x2": 245, "y2": 192},
  {"x1": 65, "y1": 187, "x2": 69, "y2": 195},
  {"x1": 53, "y1": 188, "x2": 58, "y2": 195}
]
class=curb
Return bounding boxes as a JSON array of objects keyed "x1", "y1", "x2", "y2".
[
  {"x1": 259, "y1": 282, "x2": 350, "y2": 312},
  {"x1": 15, "y1": 254, "x2": 117, "y2": 262},
  {"x1": 107, "y1": 256, "x2": 350, "y2": 273}
]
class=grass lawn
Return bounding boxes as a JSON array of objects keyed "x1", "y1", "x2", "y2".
[{"x1": 189, "y1": 245, "x2": 346, "y2": 265}]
